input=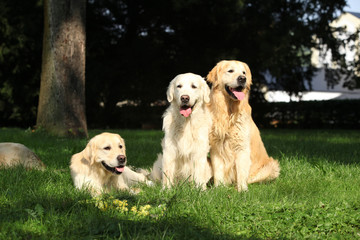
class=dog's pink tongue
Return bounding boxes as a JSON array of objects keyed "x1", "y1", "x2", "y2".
[
  {"x1": 232, "y1": 90, "x2": 245, "y2": 100},
  {"x1": 180, "y1": 107, "x2": 192, "y2": 117},
  {"x1": 115, "y1": 167, "x2": 125, "y2": 173}
]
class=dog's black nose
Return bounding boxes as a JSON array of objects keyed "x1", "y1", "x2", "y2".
[
  {"x1": 181, "y1": 95, "x2": 190, "y2": 103},
  {"x1": 117, "y1": 155, "x2": 126, "y2": 164},
  {"x1": 237, "y1": 75, "x2": 246, "y2": 85}
]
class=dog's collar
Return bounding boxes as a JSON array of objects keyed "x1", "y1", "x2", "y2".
[{"x1": 101, "y1": 161, "x2": 123, "y2": 175}]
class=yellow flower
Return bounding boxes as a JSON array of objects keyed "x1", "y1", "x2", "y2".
[
  {"x1": 131, "y1": 206, "x2": 138, "y2": 214},
  {"x1": 96, "y1": 201, "x2": 108, "y2": 211},
  {"x1": 140, "y1": 205, "x2": 151, "y2": 211},
  {"x1": 138, "y1": 211, "x2": 149, "y2": 217},
  {"x1": 137, "y1": 205, "x2": 151, "y2": 216}
]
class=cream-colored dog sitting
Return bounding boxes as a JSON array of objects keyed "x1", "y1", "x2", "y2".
[
  {"x1": 150, "y1": 73, "x2": 213, "y2": 189},
  {"x1": 207, "y1": 60, "x2": 280, "y2": 191},
  {"x1": 70, "y1": 132, "x2": 149, "y2": 195}
]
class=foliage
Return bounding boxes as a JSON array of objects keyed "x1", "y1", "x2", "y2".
[
  {"x1": 85, "y1": 0, "x2": 352, "y2": 127},
  {"x1": 0, "y1": 128, "x2": 359, "y2": 239},
  {"x1": 86, "y1": 0, "x2": 348, "y2": 105},
  {"x1": 0, "y1": 0, "x2": 356, "y2": 128},
  {"x1": 86, "y1": 99, "x2": 360, "y2": 129},
  {"x1": 0, "y1": 0, "x2": 43, "y2": 127}
]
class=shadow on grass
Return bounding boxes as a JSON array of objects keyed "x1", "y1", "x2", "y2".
[
  {"x1": 0, "y1": 168, "x2": 261, "y2": 239},
  {"x1": 0, "y1": 195, "x2": 261, "y2": 240}
]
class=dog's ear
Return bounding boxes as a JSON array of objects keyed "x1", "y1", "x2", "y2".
[
  {"x1": 166, "y1": 78, "x2": 176, "y2": 102},
  {"x1": 202, "y1": 78, "x2": 211, "y2": 103},
  {"x1": 83, "y1": 137, "x2": 96, "y2": 164},
  {"x1": 206, "y1": 61, "x2": 224, "y2": 85},
  {"x1": 206, "y1": 65, "x2": 218, "y2": 84}
]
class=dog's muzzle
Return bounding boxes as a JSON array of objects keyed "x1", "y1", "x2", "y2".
[
  {"x1": 179, "y1": 100, "x2": 197, "y2": 118},
  {"x1": 225, "y1": 85, "x2": 245, "y2": 101},
  {"x1": 101, "y1": 155, "x2": 126, "y2": 175}
]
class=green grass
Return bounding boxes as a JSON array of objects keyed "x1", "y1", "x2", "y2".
[{"x1": 0, "y1": 128, "x2": 359, "y2": 239}]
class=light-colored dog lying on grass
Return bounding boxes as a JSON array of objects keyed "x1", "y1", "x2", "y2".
[
  {"x1": 0, "y1": 142, "x2": 45, "y2": 170},
  {"x1": 70, "y1": 132, "x2": 150, "y2": 195}
]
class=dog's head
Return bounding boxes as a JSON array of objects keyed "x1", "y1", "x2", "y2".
[
  {"x1": 83, "y1": 132, "x2": 127, "y2": 175},
  {"x1": 207, "y1": 60, "x2": 252, "y2": 101},
  {"x1": 166, "y1": 73, "x2": 210, "y2": 117}
]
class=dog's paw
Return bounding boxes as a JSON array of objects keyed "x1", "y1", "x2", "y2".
[
  {"x1": 146, "y1": 180, "x2": 154, "y2": 186},
  {"x1": 129, "y1": 188, "x2": 142, "y2": 195},
  {"x1": 136, "y1": 168, "x2": 150, "y2": 176},
  {"x1": 237, "y1": 182, "x2": 248, "y2": 192}
]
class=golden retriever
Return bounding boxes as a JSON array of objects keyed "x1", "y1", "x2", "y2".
[
  {"x1": 150, "y1": 73, "x2": 213, "y2": 189},
  {"x1": 0, "y1": 142, "x2": 45, "y2": 170},
  {"x1": 70, "y1": 132, "x2": 149, "y2": 195},
  {"x1": 207, "y1": 60, "x2": 280, "y2": 191}
]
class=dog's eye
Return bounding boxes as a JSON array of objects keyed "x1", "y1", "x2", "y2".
[
  {"x1": 119, "y1": 145, "x2": 123, "y2": 149},
  {"x1": 228, "y1": 69, "x2": 234, "y2": 73},
  {"x1": 242, "y1": 71, "x2": 246, "y2": 74},
  {"x1": 104, "y1": 146, "x2": 111, "y2": 151},
  {"x1": 191, "y1": 84, "x2": 197, "y2": 89},
  {"x1": 177, "y1": 84, "x2": 182, "y2": 88}
]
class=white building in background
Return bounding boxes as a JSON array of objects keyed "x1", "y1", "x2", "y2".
[{"x1": 264, "y1": 11, "x2": 360, "y2": 102}]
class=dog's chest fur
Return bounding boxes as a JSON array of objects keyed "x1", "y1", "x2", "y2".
[
  {"x1": 209, "y1": 95, "x2": 252, "y2": 172},
  {"x1": 212, "y1": 110, "x2": 249, "y2": 148},
  {"x1": 163, "y1": 105, "x2": 211, "y2": 158}
]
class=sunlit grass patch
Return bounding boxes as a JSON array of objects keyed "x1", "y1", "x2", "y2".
[{"x1": 0, "y1": 128, "x2": 359, "y2": 239}]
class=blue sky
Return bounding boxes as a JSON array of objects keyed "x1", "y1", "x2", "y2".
[{"x1": 344, "y1": 0, "x2": 360, "y2": 12}]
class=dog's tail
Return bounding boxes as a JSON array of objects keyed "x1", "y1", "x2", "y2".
[{"x1": 247, "y1": 157, "x2": 280, "y2": 184}]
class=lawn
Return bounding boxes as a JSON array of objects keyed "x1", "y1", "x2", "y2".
[{"x1": 0, "y1": 128, "x2": 359, "y2": 239}]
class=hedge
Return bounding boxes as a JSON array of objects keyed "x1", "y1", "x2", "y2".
[
  {"x1": 87, "y1": 99, "x2": 360, "y2": 129},
  {"x1": 251, "y1": 99, "x2": 360, "y2": 129}
]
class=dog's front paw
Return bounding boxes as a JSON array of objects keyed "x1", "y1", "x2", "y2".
[
  {"x1": 237, "y1": 182, "x2": 248, "y2": 192},
  {"x1": 129, "y1": 188, "x2": 142, "y2": 195},
  {"x1": 135, "y1": 167, "x2": 150, "y2": 176},
  {"x1": 146, "y1": 180, "x2": 154, "y2": 186}
]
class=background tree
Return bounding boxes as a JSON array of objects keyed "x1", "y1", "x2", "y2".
[{"x1": 37, "y1": 0, "x2": 88, "y2": 137}]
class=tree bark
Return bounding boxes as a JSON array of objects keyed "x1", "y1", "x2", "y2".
[{"x1": 37, "y1": 0, "x2": 88, "y2": 137}]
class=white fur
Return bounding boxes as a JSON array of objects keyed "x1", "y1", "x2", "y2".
[{"x1": 150, "y1": 73, "x2": 213, "y2": 189}]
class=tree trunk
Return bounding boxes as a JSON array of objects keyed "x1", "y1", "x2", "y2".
[{"x1": 37, "y1": 0, "x2": 88, "y2": 137}]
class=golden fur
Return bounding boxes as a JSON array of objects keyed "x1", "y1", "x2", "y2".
[
  {"x1": 70, "y1": 132, "x2": 149, "y2": 195},
  {"x1": 207, "y1": 60, "x2": 280, "y2": 191},
  {"x1": 0, "y1": 142, "x2": 45, "y2": 170},
  {"x1": 150, "y1": 73, "x2": 213, "y2": 189}
]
